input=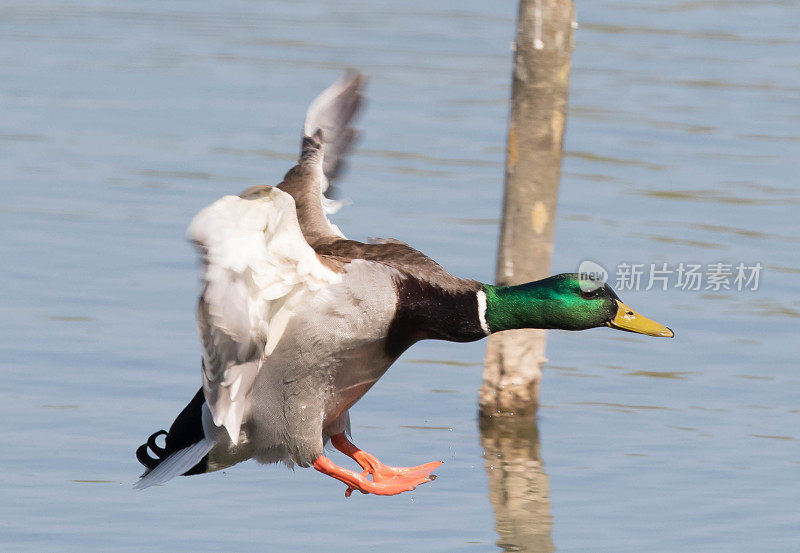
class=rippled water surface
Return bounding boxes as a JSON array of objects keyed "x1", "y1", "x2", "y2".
[{"x1": 2, "y1": 1, "x2": 798, "y2": 551}]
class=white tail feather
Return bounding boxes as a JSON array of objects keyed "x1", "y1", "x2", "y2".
[{"x1": 133, "y1": 439, "x2": 214, "y2": 490}]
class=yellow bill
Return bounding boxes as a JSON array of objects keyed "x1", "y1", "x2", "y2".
[{"x1": 607, "y1": 300, "x2": 674, "y2": 338}]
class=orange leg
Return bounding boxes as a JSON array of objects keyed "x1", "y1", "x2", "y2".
[{"x1": 312, "y1": 433, "x2": 442, "y2": 497}]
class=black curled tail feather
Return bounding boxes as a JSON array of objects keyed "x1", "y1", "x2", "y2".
[
  {"x1": 136, "y1": 387, "x2": 209, "y2": 477},
  {"x1": 136, "y1": 430, "x2": 167, "y2": 470}
]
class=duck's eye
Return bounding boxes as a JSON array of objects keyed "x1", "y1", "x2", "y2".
[{"x1": 581, "y1": 288, "x2": 599, "y2": 300}]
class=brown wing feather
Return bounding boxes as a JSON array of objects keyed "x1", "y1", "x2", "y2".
[{"x1": 312, "y1": 236, "x2": 481, "y2": 294}]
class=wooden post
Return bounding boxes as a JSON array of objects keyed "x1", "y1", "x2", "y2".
[{"x1": 480, "y1": 0, "x2": 575, "y2": 417}]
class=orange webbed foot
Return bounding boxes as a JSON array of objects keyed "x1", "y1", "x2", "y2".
[
  {"x1": 355, "y1": 453, "x2": 442, "y2": 482},
  {"x1": 313, "y1": 455, "x2": 440, "y2": 497},
  {"x1": 314, "y1": 434, "x2": 442, "y2": 497}
]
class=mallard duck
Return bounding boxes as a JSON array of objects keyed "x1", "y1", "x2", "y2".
[{"x1": 135, "y1": 74, "x2": 672, "y2": 496}]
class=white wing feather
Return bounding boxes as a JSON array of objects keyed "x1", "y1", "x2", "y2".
[
  {"x1": 187, "y1": 188, "x2": 341, "y2": 444},
  {"x1": 304, "y1": 72, "x2": 364, "y2": 186}
]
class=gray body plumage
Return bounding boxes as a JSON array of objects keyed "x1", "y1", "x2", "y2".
[
  {"x1": 202, "y1": 221, "x2": 483, "y2": 472},
  {"x1": 239, "y1": 260, "x2": 400, "y2": 467}
]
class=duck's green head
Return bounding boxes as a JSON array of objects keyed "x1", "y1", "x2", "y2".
[{"x1": 482, "y1": 273, "x2": 673, "y2": 337}]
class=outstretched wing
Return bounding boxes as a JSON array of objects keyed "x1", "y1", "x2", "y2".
[
  {"x1": 187, "y1": 186, "x2": 342, "y2": 444},
  {"x1": 304, "y1": 72, "x2": 365, "y2": 183},
  {"x1": 278, "y1": 73, "x2": 365, "y2": 244}
]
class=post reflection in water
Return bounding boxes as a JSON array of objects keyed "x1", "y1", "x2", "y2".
[{"x1": 480, "y1": 415, "x2": 555, "y2": 553}]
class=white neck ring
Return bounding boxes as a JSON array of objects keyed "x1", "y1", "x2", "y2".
[{"x1": 476, "y1": 289, "x2": 490, "y2": 335}]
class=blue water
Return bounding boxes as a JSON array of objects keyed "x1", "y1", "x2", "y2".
[{"x1": 1, "y1": 1, "x2": 798, "y2": 551}]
